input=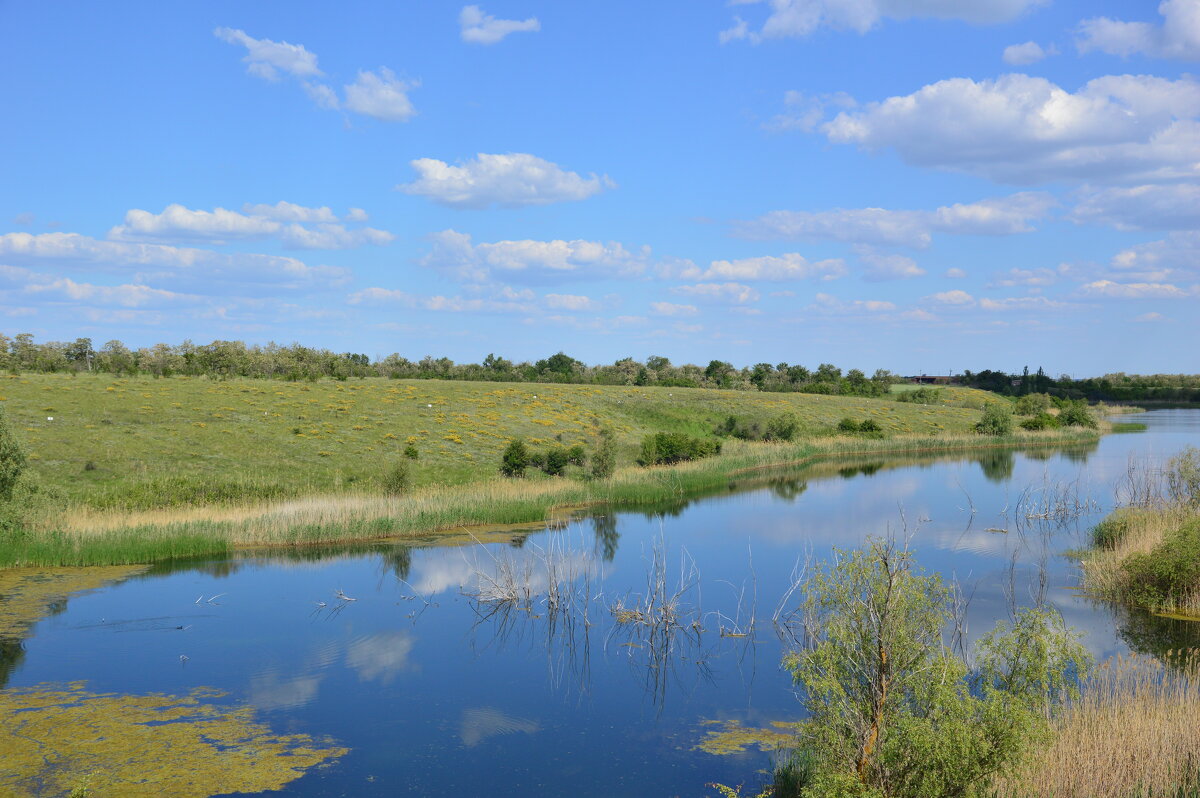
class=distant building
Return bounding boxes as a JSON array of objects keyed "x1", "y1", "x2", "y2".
[{"x1": 906, "y1": 375, "x2": 958, "y2": 385}]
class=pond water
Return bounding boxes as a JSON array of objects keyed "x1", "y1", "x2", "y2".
[{"x1": 4, "y1": 410, "x2": 1200, "y2": 796}]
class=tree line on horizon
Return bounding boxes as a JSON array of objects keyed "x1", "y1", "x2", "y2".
[
  {"x1": 0, "y1": 333, "x2": 1195, "y2": 402},
  {"x1": 0, "y1": 333, "x2": 897, "y2": 397}
]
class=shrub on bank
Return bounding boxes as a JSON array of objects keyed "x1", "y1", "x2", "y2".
[
  {"x1": 975, "y1": 403, "x2": 1014, "y2": 436},
  {"x1": 1020, "y1": 412, "x2": 1061, "y2": 431},
  {"x1": 636, "y1": 432, "x2": 720, "y2": 466},
  {"x1": 1120, "y1": 518, "x2": 1200, "y2": 610}
]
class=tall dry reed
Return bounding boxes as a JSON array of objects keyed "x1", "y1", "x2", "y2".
[{"x1": 995, "y1": 650, "x2": 1200, "y2": 798}]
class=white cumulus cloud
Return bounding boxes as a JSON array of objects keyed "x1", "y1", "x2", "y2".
[
  {"x1": 420, "y1": 230, "x2": 649, "y2": 284},
  {"x1": 1077, "y1": 0, "x2": 1200, "y2": 61},
  {"x1": 823, "y1": 73, "x2": 1200, "y2": 184},
  {"x1": 460, "y1": 5, "x2": 540, "y2": 44},
  {"x1": 0, "y1": 231, "x2": 349, "y2": 294},
  {"x1": 107, "y1": 203, "x2": 393, "y2": 250},
  {"x1": 399, "y1": 153, "x2": 611, "y2": 209}
]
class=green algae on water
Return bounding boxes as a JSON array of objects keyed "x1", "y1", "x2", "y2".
[
  {"x1": 694, "y1": 719, "x2": 800, "y2": 756},
  {"x1": 0, "y1": 681, "x2": 348, "y2": 797},
  {"x1": 0, "y1": 565, "x2": 150, "y2": 638}
]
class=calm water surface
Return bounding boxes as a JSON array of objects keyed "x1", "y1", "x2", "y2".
[{"x1": 6, "y1": 410, "x2": 1200, "y2": 796}]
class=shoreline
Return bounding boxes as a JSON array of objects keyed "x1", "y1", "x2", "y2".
[{"x1": 2, "y1": 427, "x2": 1102, "y2": 569}]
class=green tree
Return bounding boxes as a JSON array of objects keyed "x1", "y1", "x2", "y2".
[
  {"x1": 974, "y1": 403, "x2": 1014, "y2": 436},
  {"x1": 785, "y1": 538, "x2": 1089, "y2": 797},
  {"x1": 499, "y1": 439, "x2": 530, "y2": 478},
  {"x1": 590, "y1": 427, "x2": 617, "y2": 479},
  {"x1": 0, "y1": 406, "x2": 28, "y2": 501}
]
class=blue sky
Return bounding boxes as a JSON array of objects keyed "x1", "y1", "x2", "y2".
[{"x1": 2, "y1": 0, "x2": 1197, "y2": 375}]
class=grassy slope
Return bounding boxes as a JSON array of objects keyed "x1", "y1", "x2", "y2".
[{"x1": 4, "y1": 373, "x2": 1000, "y2": 509}]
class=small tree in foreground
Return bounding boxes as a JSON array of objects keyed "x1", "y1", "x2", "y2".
[
  {"x1": 785, "y1": 538, "x2": 1089, "y2": 798},
  {"x1": 499, "y1": 439, "x2": 530, "y2": 478}
]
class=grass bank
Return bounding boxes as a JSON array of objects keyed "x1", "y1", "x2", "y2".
[
  {"x1": 1, "y1": 427, "x2": 1101, "y2": 568},
  {"x1": 1078, "y1": 446, "x2": 1200, "y2": 618}
]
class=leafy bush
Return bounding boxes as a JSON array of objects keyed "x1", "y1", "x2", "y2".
[
  {"x1": 718, "y1": 413, "x2": 800, "y2": 442},
  {"x1": 765, "y1": 412, "x2": 800, "y2": 442},
  {"x1": 975, "y1": 403, "x2": 1014, "y2": 436},
  {"x1": 785, "y1": 538, "x2": 1089, "y2": 798},
  {"x1": 894, "y1": 387, "x2": 943, "y2": 405},
  {"x1": 402, "y1": 444, "x2": 419, "y2": 460},
  {"x1": 0, "y1": 406, "x2": 28, "y2": 501},
  {"x1": 636, "y1": 432, "x2": 720, "y2": 466},
  {"x1": 1057, "y1": 399, "x2": 1097, "y2": 428},
  {"x1": 837, "y1": 418, "x2": 881, "y2": 437},
  {"x1": 1014, "y1": 393, "x2": 1053, "y2": 416},
  {"x1": 1019, "y1": 412, "x2": 1061, "y2": 431},
  {"x1": 381, "y1": 461, "x2": 411, "y2": 496},
  {"x1": 538, "y1": 446, "x2": 571, "y2": 477},
  {"x1": 566, "y1": 444, "x2": 587, "y2": 467},
  {"x1": 499, "y1": 439, "x2": 529, "y2": 478},
  {"x1": 1120, "y1": 519, "x2": 1200, "y2": 609}
]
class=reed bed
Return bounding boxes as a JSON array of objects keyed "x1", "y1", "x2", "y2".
[{"x1": 994, "y1": 651, "x2": 1200, "y2": 798}]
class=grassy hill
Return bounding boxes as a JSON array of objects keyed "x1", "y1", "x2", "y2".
[{"x1": 3, "y1": 373, "x2": 1000, "y2": 511}]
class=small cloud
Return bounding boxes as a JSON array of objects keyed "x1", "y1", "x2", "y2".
[
  {"x1": 1080, "y1": 280, "x2": 1191, "y2": 299},
  {"x1": 858, "y1": 248, "x2": 925, "y2": 282},
  {"x1": 13, "y1": 212, "x2": 34, "y2": 226},
  {"x1": 671, "y1": 282, "x2": 760, "y2": 304},
  {"x1": 927, "y1": 289, "x2": 974, "y2": 305},
  {"x1": 343, "y1": 68, "x2": 418, "y2": 122},
  {"x1": 1134, "y1": 312, "x2": 1167, "y2": 322},
  {"x1": 1002, "y1": 41, "x2": 1054, "y2": 65},
  {"x1": 944, "y1": 268, "x2": 967, "y2": 278},
  {"x1": 650, "y1": 301, "x2": 698, "y2": 317},
  {"x1": 214, "y1": 27, "x2": 322, "y2": 80},
  {"x1": 460, "y1": 5, "x2": 540, "y2": 44},
  {"x1": 399, "y1": 153, "x2": 610, "y2": 209},
  {"x1": 543, "y1": 293, "x2": 595, "y2": 311}
]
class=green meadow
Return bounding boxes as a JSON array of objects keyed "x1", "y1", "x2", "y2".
[
  {"x1": 4, "y1": 373, "x2": 1000, "y2": 510},
  {"x1": 0, "y1": 373, "x2": 1093, "y2": 567}
]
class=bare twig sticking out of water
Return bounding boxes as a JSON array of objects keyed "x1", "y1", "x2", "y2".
[
  {"x1": 710, "y1": 544, "x2": 758, "y2": 638},
  {"x1": 396, "y1": 578, "x2": 438, "y2": 622},
  {"x1": 1015, "y1": 476, "x2": 1099, "y2": 523},
  {"x1": 1116, "y1": 454, "x2": 1169, "y2": 509}
]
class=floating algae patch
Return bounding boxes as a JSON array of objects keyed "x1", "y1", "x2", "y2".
[
  {"x1": 694, "y1": 719, "x2": 799, "y2": 755},
  {"x1": 0, "y1": 681, "x2": 348, "y2": 796},
  {"x1": 0, "y1": 565, "x2": 150, "y2": 638}
]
